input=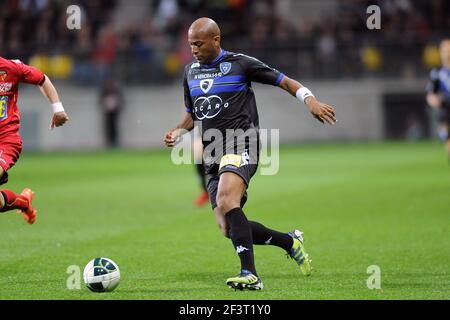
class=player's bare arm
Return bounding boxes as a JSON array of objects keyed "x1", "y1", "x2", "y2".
[
  {"x1": 164, "y1": 112, "x2": 194, "y2": 147},
  {"x1": 279, "y1": 75, "x2": 337, "y2": 125},
  {"x1": 426, "y1": 92, "x2": 442, "y2": 109},
  {"x1": 39, "y1": 75, "x2": 69, "y2": 129}
]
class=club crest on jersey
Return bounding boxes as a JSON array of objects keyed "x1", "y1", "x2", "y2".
[
  {"x1": 200, "y1": 79, "x2": 214, "y2": 94},
  {"x1": 220, "y1": 62, "x2": 232, "y2": 75}
]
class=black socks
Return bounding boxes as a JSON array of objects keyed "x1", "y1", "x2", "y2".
[
  {"x1": 224, "y1": 208, "x2": 296, "y2": 275},
  {"x1": 249, "y1": 221, "x2": 293, "y2": 252},
  {"x1": 225, "y1": 207, "x2": 257, "y2": 275}
]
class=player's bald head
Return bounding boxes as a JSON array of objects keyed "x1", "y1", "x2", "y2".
[
  {"x1": 189, "y1": 17, "x2": 221, "y2": 39},
  {"x1": 187, "y1": 18, "x2": 222, "y2": 64}
]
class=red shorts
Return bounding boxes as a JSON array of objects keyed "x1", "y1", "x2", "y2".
[{"x1": 0, "y1": 134, "x2": 23, "y2": 185}]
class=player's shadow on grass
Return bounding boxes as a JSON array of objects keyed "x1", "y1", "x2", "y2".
[
  {"x1": 117, "y1": 272, "x2": 231, "y2": 295},
  {"x1": 176, "y1": 271, "x2": 232, "y2": 283},
  {"x1": 117, "y1": 288, "x2": 196, "y2": 295}
]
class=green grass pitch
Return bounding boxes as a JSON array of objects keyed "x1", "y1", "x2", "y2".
[{"x1": 0, "y1": 141, "x2": 449, "y2": 300}]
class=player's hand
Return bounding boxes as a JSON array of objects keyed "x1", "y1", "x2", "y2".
[
  {"x1": 305, "y1": 97, "x2": 337, "y2": 125},
  {"x1": 50, "y1": 111, "x2": 69, "y2": 130},
  {"x1": 164, "y1": 129, "x2": 182, "y2": 147},
  {"x1": 164, "y1": 130, "x2": 176, "y2": 147}
]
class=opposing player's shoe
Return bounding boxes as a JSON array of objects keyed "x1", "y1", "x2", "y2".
[
  {"x1": 193, "y1": 191, "x2": 209, "y2": 207},
  {"x1": 287, "y1": 229, "x2": 312, "y2": 276},
  {"x1": 17, "y1": 188, "x2": 37, "y2": 224},
  {"x1": 226, "y1": 269, "x2": 263, "y2": 291}
]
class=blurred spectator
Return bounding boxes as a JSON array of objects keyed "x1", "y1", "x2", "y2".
[
  {"x1": 99, "y1": 76, "x2": 124, "y2": 148},
  {"x1": 361, "y1": 45, "x2": 382, "y2": 73},
  {"x1": 71, "y1": 24, "x2": 94, "y2": 85},
  {"x1": 316, "y1": 25, "x2": 337, "y2": 77},
  {"x1": 92, "y1": 24, "x2": 118, "y2": 84}
]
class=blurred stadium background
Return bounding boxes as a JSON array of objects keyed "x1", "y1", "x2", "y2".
[{"x1": 1, "y1": 0, "x2": 449, "y2": 150}]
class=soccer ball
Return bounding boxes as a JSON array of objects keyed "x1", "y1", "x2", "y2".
[{"x1": 83, "y1": 257, "x2": 120, "y2": 292}]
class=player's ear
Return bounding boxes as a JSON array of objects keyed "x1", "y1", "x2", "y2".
[{"x1": 213, "y1": 35, "x2": 221, "y2": 46}]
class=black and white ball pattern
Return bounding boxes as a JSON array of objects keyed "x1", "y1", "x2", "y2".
[{"x1": 83, "y1": 257, "x2": 120, "y2": 292}]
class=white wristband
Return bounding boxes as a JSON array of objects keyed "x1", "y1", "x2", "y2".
[
  {"x1": 296, "y1": 87, "x2": 315, "y2": 104},
  {"x1": 52, "y1": 102, "x2": 64, "y2": 113}
]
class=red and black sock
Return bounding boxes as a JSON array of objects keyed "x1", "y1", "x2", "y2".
[
  {"x1": 0, "y1": 190, "x2": 29, "y2": 212},
  {"x1": 225, "y1": 207, "x2": 257, "y2": 276},
  {"x1": 249, "y1": 221, "x2": 293, "y2": 252}
]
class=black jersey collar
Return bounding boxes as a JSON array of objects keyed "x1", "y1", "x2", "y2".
[{"x1": 201, "y1": 49, "x2": 226, "y2": 68}]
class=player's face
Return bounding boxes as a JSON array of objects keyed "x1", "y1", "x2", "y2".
[
  {"x1": 440, "y1": 40, "x2": 450, "y2": 66},
  {"x1": 188, "y1": 30, "x2": 220, "y2": 64}
]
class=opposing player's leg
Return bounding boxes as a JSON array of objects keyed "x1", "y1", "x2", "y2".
[
  {"x1": 0, "y1": 141, "x2": 37, "y2": 224},
  {"x1": 0, "y1": 168, "x2": 37, "y2": 224}
]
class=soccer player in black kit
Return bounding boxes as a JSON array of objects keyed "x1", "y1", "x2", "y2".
[
  {"x1": 427, "y1": 39, "x2": 450, "y2": 161},
  {"x1": 164, "y1": 18, "x2": 337, "y2": 291}
]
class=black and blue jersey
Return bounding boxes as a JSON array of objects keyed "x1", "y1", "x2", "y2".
[
  {"x1": 427, "y1": 67, "x2": 450, "y2": 108},
  {"x1": 183, "y1": 49, "x2": 284, "y2": 146}
]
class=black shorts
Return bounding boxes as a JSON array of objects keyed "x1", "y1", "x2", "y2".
[
  {"x1": 205, "y1": 132, "x2": 260, "y2": 210},
  {"x1": 206, "y1": 162, "x2": 258, "y2": 210}
]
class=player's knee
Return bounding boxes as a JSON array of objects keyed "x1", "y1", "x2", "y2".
[{"x1": 216, "y1": 190, "x2": 239, "y2": 214}]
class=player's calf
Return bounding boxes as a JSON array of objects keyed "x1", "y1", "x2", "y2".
[
  {"x1": 0, "y1": 189, "x2": 37, "y2": 224},
  {"x1": 214, "y1": 208, "x2": 230, "y2": 238},
  {"x1": 0, "y1": 189, "x2": 29, "y2": 212}
]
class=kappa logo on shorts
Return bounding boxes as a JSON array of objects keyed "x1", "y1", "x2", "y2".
[{"x1": 241, "y1": 150, "x2": 249, "y2": 166}]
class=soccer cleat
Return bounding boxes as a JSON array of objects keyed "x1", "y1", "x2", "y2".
[
  {"x1": 193, "y1": 190, "x2": 209, "y2": 207},
  {"x1": 17, "y1": 188, "x2": 37, "y2": 224},
  {"x1": 226, "y1": 269, "x2": 264, "y2": 291},
  {"x1": 287, "y1": 229, "x2": 312, "y2": 276}
]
